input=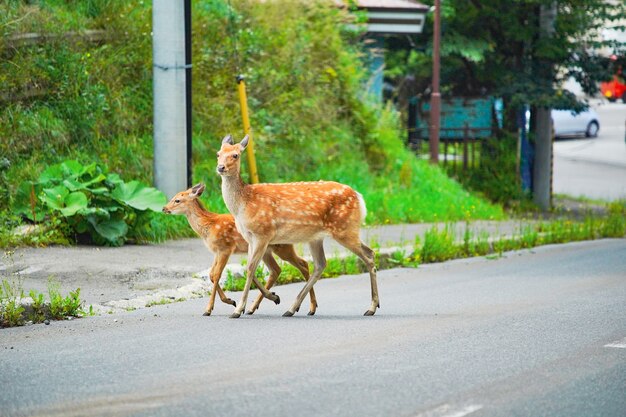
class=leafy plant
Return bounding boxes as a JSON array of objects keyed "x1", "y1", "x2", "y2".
[
  {"x1": 48, "y1": 280, "x2": 85, "y2": 320},
  {"x1": 420, "y1": 225, "x2": 459, "y2": 263},
  {"x1": 28, "y1": 289, "x2": 46, "y2": 323},
  {"x1": 14, "y1": 160, "x2": 166, "y2": 246},
  {"x1": 602, "y1": 201, "x2": 626, "y2": 238},
  {"x1": 322, "y1": 254, "x2": 363, "y2": 278},
  {"x1": 0, "y1": 279, "x2": 25, "y2": 327}
]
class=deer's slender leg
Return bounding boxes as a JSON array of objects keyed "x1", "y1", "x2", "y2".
[
  {"x1": 204, "y1": 252, "x2": 236, "y2": 316},
  {"x1": 213, "y1": 253, "x2": 237, "y2": 307},
  {"x1": 231, "y1": 239, "x2": 278, "y2": 318},
  {"x1": 273, "y1": 244, "x2": 317, "y2": 315},
  {"x1": 333, "y1": 233, "x2": 379, "y2": 316},
  {"x1": 204, "y1": 256, "x2": 220, "y2": 316},
  {"x1": 284, "y1": 239, "x2": 325, "y2": 317},
  {"x1": 247, "y1": 251, "x2": 281, "y2": 315}
]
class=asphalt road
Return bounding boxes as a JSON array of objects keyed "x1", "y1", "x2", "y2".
[
  {"x1": 1, "y1": 239, "x2": 625, "y2": 417},
  {"x1": 553, "y1": 101, "x2": 626, "y2": 200}
]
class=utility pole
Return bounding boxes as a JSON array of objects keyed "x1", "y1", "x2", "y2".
[
  {"x1": 429, "y1": 0, "x2": 441, "y2": 164},
  {"x1": 533, "y1": 2, "x2": 557, "y2": 210},
  {"x1": 153, "y1": 0, "x2": 192, "y2": 198},
  {"x1": 237, "y1": 75, "x2": 260, "y2": 184}
]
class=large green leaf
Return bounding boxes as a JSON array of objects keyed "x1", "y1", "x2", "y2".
[
  {"x1": 111, "y1": 181, "x2": 166, "y2": 212},
  {"x1": 62, "y1": 174, "x2": 107, "y2": 192},
  {"x1": 38, "y1": 164, "x2": 64, "y2": 186},
  {"x1": 41, "y1": 187, "x2": 88, "y2": 217},
  {"x1": 106, "y1": 173, "x2": 124, "y2": 187},
  {"x1": 87, "y1": 216, "x2": 128, "y2": 246},
  {"x1": 62, "y1": 178, "x2": 83, "y2": 192},
  {"x1": 61, "y1": 160, "x2": 84, "y2": 176},
  {"x1": 39, "y1": 161, "x2": 92, "y2": 185},
  {"x1": 59, "y1": 192, "x2": 88, "y2": 217},
  {"x1": 78, "y1": 206, "x2": 112, "y2": 219},
  {"x1": 41, "y1": 185, "x2": 70, "y2": 211}
]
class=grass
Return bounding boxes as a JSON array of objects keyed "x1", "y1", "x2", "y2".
[
  {"x1": 145, "y1": 298, "x2": 173, "y2": 308},
  {"x1": 0, "y1": 277, "x2": 89, "y2": 328}
]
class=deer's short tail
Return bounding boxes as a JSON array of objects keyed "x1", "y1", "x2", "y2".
[{"x1": 356, "y1": 191, "x2": 367, "y2": 223}]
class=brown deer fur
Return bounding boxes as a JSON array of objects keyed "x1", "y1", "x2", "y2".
[
  {"x1": 217, "y1": 134, "x2": 379, "y2": 318},
  {"x1": 162, "y1": 184, "x2": 317, "y2": 316}
]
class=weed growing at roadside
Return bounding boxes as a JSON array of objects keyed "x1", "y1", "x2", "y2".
[
  {"x1": 222, "y1": 265, "x2": 269, "y2": 292},
  {"x1": 28, "y1": 289, "x2": 46, "y2": 323},
  {"x1": 602, "y1": 202, "x2": 626, "y2": 238},
  {"x1": 0, "y1": 279, "x2": 25, "y2": 327},
  {"x1": 323, "y1": 254, "x2": 363, "y2": 278},
  {"x1": 0, "y1": 262, "x2": 88, "y2": 327},
  {"x1": 145, "y1": 298, "x2": 173, "y2": 307},
  {"x1": 420, "y1": 225, "x2": 458, "y2": 263},
  {"x1": 47, "y1": 280, "x2": 84, "y2": 320}
]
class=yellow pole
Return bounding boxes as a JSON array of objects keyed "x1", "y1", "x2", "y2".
[{"x1": 236, "y1": 75, "x2": 259, "y2": 184}]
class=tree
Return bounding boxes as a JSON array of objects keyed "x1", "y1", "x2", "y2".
[
  {"x1": 385, "y1": 0, "x2": 626, "y2": 128},
  {"x1": 385, "y1": 0, "x2": 625, "y2": 208}
]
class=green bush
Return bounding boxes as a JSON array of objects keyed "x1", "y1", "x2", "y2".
[
  {"x1": 14, "y1": 160, "x2": 166, "y2": 246},
  {"x1": 449, "y1": 133, "x2": 528, "y2": 207}
]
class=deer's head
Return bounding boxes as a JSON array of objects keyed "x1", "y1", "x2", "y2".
[
  {"x1": 216, "y1": 134, "x2": 248, "y2": 177},
  {"x1": 162, "y1": 183, "x2": 206, "y2": 214}
]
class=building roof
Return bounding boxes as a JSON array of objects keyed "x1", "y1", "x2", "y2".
[{"x1": 353, "y1": 0, "x2": 429, "y2": 11}]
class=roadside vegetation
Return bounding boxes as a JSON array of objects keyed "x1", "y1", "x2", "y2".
[
  {"x1": 2, "y1": 200, "x2": 622, "y2": 326},
  {"x1": 1, "y1": 0, "x2": 504, "y2": 248},
  {"x1": 0, "y1": 275, "x2": 90, "y2": 328},
  {"x1": 222, "y1": 200, "x2": 626, "y2": 291}
]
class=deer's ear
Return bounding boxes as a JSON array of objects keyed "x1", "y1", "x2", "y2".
[
  {"x1": 222, "y1": 134, "x2": 233, "y2": 145},
  {"x1": 191, "y1": 183, "x2": 205, "y2": 197},
  {"x1": 239, "y1": 135, "x2": 249, "y2": 151}
]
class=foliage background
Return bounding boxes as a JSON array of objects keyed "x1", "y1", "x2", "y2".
[
  {"x1": 0, "y1": 0, "x2": 503, "y2": 244},
  {"x1": 383, "y1": 0, "x2": 626, "y2": 127}
]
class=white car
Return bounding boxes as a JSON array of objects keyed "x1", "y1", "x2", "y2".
[{"x1": 552, "y1": 108, "x2": 600, "y2": 138}]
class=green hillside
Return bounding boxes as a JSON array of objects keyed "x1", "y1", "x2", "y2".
[{"x1": 0, "y1": 0, "x2": 503, "y2": 245}]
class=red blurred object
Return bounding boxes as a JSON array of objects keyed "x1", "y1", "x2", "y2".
[{"x1": 601, "y1": 61, "x2": 626, "y2": 103}]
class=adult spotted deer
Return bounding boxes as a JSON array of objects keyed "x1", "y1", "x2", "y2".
[
  {"x1": 162, "y1": 183, "x2": 317, "y2": 316},
  {"x1": 217, "y1": 134, "x2": 379, "y2": 318}
]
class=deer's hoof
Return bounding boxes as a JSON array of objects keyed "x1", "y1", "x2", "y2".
[
  {"x1": 246, "y1": 309, "x2": 255, "y2": 315},
  {"x1": 230, "y1": 312, "x2": 241, "y2": 319},
  {"x1": 363, "y1": 310, "x2": 376, "y2": 316},
  {"x1": 228, "y1": 300, "x2": 237, "y2": 307},
  {"x1": 272, "y1": 293, "x2": 280, "y2": 305},
  {"x1": 203, "y1": 311, "x2": 212, "y2": 316},
  {"x1": 307, "y1": 310, "x2": 315, "y2": 316},
  {"x1": 282, "y1": 311, "x2": 294, "y2": 317}
]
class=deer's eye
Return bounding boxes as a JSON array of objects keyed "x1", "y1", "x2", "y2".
[
  {"x1": 216, "y1": 152, "x2": 220, "y2": 158},
  {"x1": 232, "y1": 154, "x2": 239, "y2": 159},
  {"x1": 175, "y1": 199, "x2": 180, "y2": 203}
]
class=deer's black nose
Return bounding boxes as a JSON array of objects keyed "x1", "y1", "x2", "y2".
[{"x1": 217, "y1": 165, "x2": 226, "y2": 174}]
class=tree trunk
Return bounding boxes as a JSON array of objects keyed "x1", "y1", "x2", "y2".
[
  {"x1": 533, "y1": 107, "x2": 552, "y2": 209},
  {"x1": 532, "y1": 1, "x2": 557, "y2": 211}
]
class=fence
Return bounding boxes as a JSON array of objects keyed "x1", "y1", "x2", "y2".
[{"x1": 407, "y1": 124, "x2": 494, "y2": 172}]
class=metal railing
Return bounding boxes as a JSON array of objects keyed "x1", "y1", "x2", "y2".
[{"x1": 408, "y1": 124, "x2": 495, "y2": 171}]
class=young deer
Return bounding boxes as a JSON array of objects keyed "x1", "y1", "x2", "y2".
[
  {"x1": 162, "y1": 183, "x2": 317, "y2": 316},
  {"x1": 217, "y1": 134, "x2": 379, "y2": 318}
]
